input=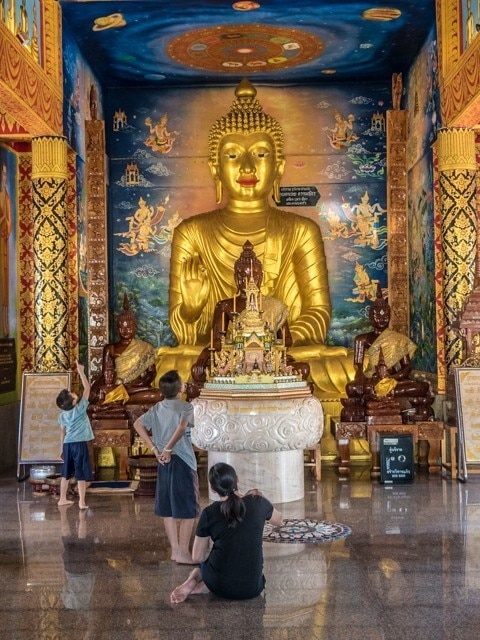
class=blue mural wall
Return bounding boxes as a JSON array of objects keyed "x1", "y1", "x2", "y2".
[
  {"x1": 105, "y1": 82, "x2": 392, "y2": 350},
  {"x1": 0, "y1": 145, "x2": 18, "y2": 404},
  {"x1": 406, "y1": 27, "x2": 440, "y2": 374},
  {"x1": 62, "y1": 20, "x2": 103, "y2": 161}
]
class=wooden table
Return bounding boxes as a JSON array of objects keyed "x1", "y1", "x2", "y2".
[
  {"x1": 331, "y1": 419, "x2": 444, "y2": 479},
  {"x1": 91, "y1": 418, "x2": 131, "y2": 480}
]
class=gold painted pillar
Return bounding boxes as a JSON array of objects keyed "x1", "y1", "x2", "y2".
[
  {"x1": 386, "y1": 108, "x2": 408, "y2": 335},
  {"x1": 31, "y1": 135, "x2": 69, "y2": 371},
  {"x1": 437, "y1": 128, "x2": 477, "y2": 371},
  {"x1": 85, "y1": 117, "x2": 109, "y2": 377}
]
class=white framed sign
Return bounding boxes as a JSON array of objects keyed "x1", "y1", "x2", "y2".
[
  {"x1": 17, "y1": 372, "x2": 72, "y2": 479},
  {"x1": 454, "y1": 366, "x2": 480, "y2": 481}
]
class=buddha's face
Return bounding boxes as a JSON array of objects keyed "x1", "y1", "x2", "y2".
[
  {"x1": 104, "y1": 367, "x2": 115, "y2": 385},
  {"x1": 212, "y1": 132, "x2": 284, "y2": 201},
  {"x1": 235, "y1": 263, "x2": 262, "y2": 294},
  {"x1": 118, "y1": 317, "x2": 136, "y2": 341},
  {"x1": 370, "y1": 305, "x2": 390, "y2": 330}
]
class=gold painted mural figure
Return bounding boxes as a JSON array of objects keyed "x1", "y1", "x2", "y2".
[
  {"x1": 345, "y1": 262, "x2": 379, "y2": 304},
  {"x1": 342, "y1": 191, "x2": 386, "y2": 248},
  {"x1": 144, "y1": 113, "x2": 179, "y2": 154},
  {"x1": 156, "y1": 78, "x2": 354, "y2": 395},
  {"x1": 325, "y1": 110, "x2": 358, "y2": 149},
  {"x1": 116, "y1": 196, "x2": 166, "y2": 255}
]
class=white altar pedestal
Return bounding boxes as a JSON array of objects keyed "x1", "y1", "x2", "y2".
[
  {"x1": 208, "y1": 449, "x2": 304, "y2": 503},
  {"x1": 192, "y1": 390, "x2": 323, "y2": 503}
]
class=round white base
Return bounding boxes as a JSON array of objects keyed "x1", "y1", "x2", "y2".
[{"x1": 207, "y1": 449, "x2": 305, "y2": 503}]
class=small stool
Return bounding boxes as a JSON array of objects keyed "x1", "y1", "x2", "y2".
[
  {"x1": 304, "y1": 444, "x2": 322, "y2": 481},
  {"x1": 128, "y1": 455, "x2": 158, "y2": 497}
]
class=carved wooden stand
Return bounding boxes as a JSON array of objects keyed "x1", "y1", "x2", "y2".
[
  {"x1": 90, "y1": 418, "x2": 131, "y2": 480},
  {"x1": 331, "y1": 419, "x2": 444, "y2": 479}
]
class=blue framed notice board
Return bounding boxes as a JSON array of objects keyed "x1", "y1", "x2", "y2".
[{"x1": 380, "y1": 434, "x2": 414, "y2": 484}]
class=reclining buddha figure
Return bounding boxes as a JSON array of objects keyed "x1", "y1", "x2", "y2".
[
  {"x1": 187, "y1": 240, "x2": 310, "y2": 399},
  {"x1": 156, "y1": 78, "x2": 353, "y2": 396},
  {"x1": 340, "y1": 285, "x2": 434, "y2": 422},
  {"x1": 89, "y1": 293, "x2": 161, "y2": 414}
]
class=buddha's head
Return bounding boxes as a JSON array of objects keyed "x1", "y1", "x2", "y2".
[
  {"x1": 234, "y1": 240, "x2": 262, "y2": 295},
  {"x1": 117, "y1": 293, "x2": 137, "y2": 341},
  {"x1": 208, "y1": 78, "x2": 285, "y2": 204},
  {"x1": 369, "y1": 283, "x2": 390, "y2": 331}
]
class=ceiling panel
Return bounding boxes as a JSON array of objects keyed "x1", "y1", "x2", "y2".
[{"x1": 59, "y1": 0, "x2": 436, "y2": 87}]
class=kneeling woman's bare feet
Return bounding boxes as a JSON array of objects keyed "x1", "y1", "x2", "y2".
[{"x1": 170, "y1": 568, "x2": 210, "y2": 604}]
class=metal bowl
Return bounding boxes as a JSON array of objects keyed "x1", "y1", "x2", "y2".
[{"x1": 30, "y1": 465, "x2": 57, "y2": 480}]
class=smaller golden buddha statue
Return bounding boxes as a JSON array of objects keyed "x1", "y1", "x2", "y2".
[
  {"x1": 365, "y1": 348, "x2": 403, "y2": 424},
  {"x1": 341, "y1": 285, "x2": 434, "y2": 422},
  {"x1": 89, "y1": 294, "x2": 162, "y2": 410}
]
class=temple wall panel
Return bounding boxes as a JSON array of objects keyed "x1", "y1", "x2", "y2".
[{"x1": 0, "y1": 15, "x2": 62, "y2": 137}]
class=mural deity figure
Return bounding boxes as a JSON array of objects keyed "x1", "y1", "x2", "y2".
[
  {"x1": 156, "y1": 78, "x2": 354, "y2": 395},
  {"x1": 145, "y1": 113, "x2": 179, "y2": 154},
  {"x1": 325, "y1": 110, "x2": 358, "y2": 149}
]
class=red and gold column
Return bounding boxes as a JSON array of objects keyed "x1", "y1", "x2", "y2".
[
  {"x1": 31, "y1": 135, "x2": 69, "y2": 371},
  {"x1": 437, "y1": 128, "x2": 477, "y2": 372}
]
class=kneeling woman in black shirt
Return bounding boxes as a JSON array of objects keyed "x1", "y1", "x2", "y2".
[{"x1": 170, "y1": 462, "x2": 283, "y2": 603}]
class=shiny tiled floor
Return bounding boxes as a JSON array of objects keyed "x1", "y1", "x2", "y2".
[{"x1": 0, "y1": 465, "x2": 478, "y2": 640}]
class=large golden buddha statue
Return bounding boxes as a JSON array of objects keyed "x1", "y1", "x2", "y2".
[{"x1": 156, "y1": 78, "x2": 353, "y2": 396}]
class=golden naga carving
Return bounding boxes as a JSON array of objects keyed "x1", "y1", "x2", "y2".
[{"x1": 156, "y1": 78, "x2": 354, "y2": 396}]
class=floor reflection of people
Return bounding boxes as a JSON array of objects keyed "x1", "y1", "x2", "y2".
[
  {"x1": 156, "y1": 78, "x2": 353, "y2": 395},
  {"x1": 60, "y1": 508, "x2": 96, "y2": 613}
]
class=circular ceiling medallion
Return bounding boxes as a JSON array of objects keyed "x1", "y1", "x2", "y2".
[{"x1": 167, "y1": 25, "x2": 324, "y2": 74}]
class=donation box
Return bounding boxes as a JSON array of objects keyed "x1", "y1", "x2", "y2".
[{"x1": 380, "y1": 434, "x2": 414, "y2": 484}]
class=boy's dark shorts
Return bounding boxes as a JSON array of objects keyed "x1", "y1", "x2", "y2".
[
  {"x1": 155, "y1": 455, "x2": 200, "y2": 519},
  {"x1": 61, "y1": 441, "x2": 93, "y2": 482}
]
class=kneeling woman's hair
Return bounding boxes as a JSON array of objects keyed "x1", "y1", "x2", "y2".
[{"x1": 209, "y1": 462, "x2": 246, "y2": 528}]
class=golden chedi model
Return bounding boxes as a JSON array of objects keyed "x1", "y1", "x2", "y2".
[{"x1": 202, "y1": 269, "x2": 309, "y2": 398}]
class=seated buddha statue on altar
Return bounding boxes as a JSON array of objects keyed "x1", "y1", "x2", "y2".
[
  {"x1": 155, "y1": 77, "x2": 353, "y2": 396},
  {"x1": 364, "y1": 347, "x2": 403, "y2": 424},
  {"x1": 340, "y1": 285, "x2": 434, "y2": 422},
  {"x1": 187, "y1": 240, "x2": 309, "y2": 399},
  {"x1": 89, "y1": 294, "x2": 161, "y2": 416}
]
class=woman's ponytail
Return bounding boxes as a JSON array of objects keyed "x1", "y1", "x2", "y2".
[{"x1": 209, "y1": 463, "x2": 246, "y2": 527}]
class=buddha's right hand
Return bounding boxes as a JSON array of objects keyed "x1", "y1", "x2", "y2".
[{"x1": 179, "y1": 254, "x2": 210, "y2": 319}]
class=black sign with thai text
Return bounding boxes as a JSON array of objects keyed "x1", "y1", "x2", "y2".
[
  {"x1": 0, "y1": 338, "x2": 16, "y2": 393},
  {"x1": 380, "y1": 434, "x2": 414, "y2": 484},
  {"x1": 275, "y1": 186, "x2": 321, "y2": 207}
]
